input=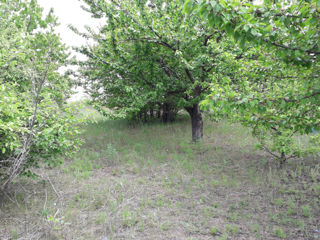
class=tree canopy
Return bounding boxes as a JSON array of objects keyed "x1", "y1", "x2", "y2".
[
  {"x1": 75, "y1": 0, "x2": 242, "y2": 141},
  {"x1": 0, "y1": 0, "x2": 81, "y2": 190},
  {"x1": 184, "y1": 0, "x2": 320, "y2": 161},
  {"x1": 74, "y1": 0, "x2": 319, "y2": 157},
  {"x1": 184, "y1": 0, "x2": 320, "y2": 65}
]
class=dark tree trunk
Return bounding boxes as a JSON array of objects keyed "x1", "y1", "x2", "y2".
[
  {"x1": 150, "y1": 108, "x2": 154, "y2": 118},
  {"x1": 162, "y1": 103, "x2": 169, "y2": 123},
  {"x1": 185, "y1": 103, "x2": 203, "y2": 142},
  {"x1": 280, "y1": 151, "x2": 286, "y2": 166},
  {"x1": 167, "y1": 107, "x2": 176, "y2": 122},
  {"x1": 143, "y1": 110, "x2": 147, "y2": 123},
  {"x1": 157, "y1": 103, "x2": 161, "y2": 119},
  {"x1": 132, "y1": 112, "x2": 137, "y2": 121}
]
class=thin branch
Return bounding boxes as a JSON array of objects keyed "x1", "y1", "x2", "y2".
[{"x1": 267, "y1": 40, "x2": 320, "y2": 56}]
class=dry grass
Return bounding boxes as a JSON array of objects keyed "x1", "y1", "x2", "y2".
[{"x1": 0, "y1": 114, "x2": 319, "y2": 240}]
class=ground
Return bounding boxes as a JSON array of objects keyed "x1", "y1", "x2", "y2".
[{"x1": 0, "y1": 113, "x2": 319, "y2": 240}]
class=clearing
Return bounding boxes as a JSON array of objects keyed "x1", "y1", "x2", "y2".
[{"x1": 0, "y1": 114, "x2": 319, "y2": 240}]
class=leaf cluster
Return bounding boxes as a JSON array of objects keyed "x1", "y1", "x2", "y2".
[{"x1": 0, "y1": 0, "x2": 82, "y2": 189}]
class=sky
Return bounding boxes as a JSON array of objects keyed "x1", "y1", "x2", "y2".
[
  {"x1": 37, "y1": 0, "x2": 102, "y2": 100},
  {"x1": 38, "y1": 0, "x2": 101, "y2": 50}
]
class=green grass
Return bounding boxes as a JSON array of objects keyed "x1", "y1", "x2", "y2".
[
  {"x1": 0, "y1": 111, "x2": 319, "y2": 240},
  {"x1": 273, "y1": 227, "x2": 286, "y2": 239}
]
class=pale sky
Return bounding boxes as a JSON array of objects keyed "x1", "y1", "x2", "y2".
[
  {"x1": 38, "y1": 0, "x2": 102, "y2": 50},
  {"x1": 37, "y1": 0, "x2": 103, "y2": 100}
]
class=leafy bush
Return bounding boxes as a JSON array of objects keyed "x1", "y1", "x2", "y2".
[
  {"x1": 202, "y1": 47, "x2": 320, "y2": 163},
  {"x1": 0, "y1": 0, "x2": 82, "y2": 190}
]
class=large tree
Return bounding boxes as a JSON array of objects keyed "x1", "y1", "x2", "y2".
[
  {"x1": 0, "y1": 0, "x2": 81, "y2": 190},
  {"x1": 76, "y1": 0, "x2": 237, "y2": 141},
  {"x1": 185, "y1": 0, "x2": 320, "y2": 161}
]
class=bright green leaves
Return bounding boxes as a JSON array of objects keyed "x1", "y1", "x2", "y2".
[
  {"x1": 0, "y1": 83, "x2": 27, "y2": 158},
  {"x1": 76, "y1": 0, "x2": 235, "y2": 124},
  {"x1": 183, "y1": 0, "x2": 194, "y2": 14},
  {"x1": 201, "y1": 50, "x2": 320, "y2": 161},
  {"x1": 185, "y1": 0, "x2": 320, "y2": 65},
  {"x1": 0, "y1": 0, "x2": 81, "y2": 188},
  {"x1": 183, "y1": 0, "x2": 320, "y2": 160}
]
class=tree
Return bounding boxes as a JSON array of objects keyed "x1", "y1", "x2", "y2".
[
  {"x1": 184, "y1": 0, "x2": 320, "y2": 65},
  {"x1": 184, "y1": 0, "x2": 320, "y2": 163},
  {"x1": 76, "y1": 0, "x2": 237, "y2": 141},
  {"x1": 0, "y1": 0, "x2": 81, "y2": 190},
  {"x1": 202, "y1": 47, "x2": 320, "y2": 163},
  {"x1": 185, "y1": 0, "x2": 320, "y2": 161}
]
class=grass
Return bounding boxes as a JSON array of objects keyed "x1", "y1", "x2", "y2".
[{"x1": 0, "y1": 109, "x2": 319, "y2": 239}]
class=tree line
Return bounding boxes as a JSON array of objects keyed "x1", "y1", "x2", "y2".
[
  {"x1": 76, "y1": 0, "x2": 319, "y2": 163},
  {"x1": 0, "y1": 0, "x2": 319, "y2": 190}
]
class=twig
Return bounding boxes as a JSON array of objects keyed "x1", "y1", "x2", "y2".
[
  {"x1": 47, "y1": 176, "x2": 60, "y2": 198},
  {"x1": 53, "y1": 209, "x2": 60, "y2": 218},
  {"x1": 43, "y1": 189, "x2": 47, "y2": 211},
  {"x1": 0, "y1": 189, "x2": 15, "y2": 205}
]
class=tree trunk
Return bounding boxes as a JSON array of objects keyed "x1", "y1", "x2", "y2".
[
  {"x1": 185, "y1": 103, "x2": 203, "y2": 142},
  {"x1": 150, "y1": 108, "x2": 154, "y2": 118},
  {"x1": 162, "y1": 103, "x2": 169, "y2": 123},
  {"x1": 132, "y1": 112, "x2": 137, "y2": 121},
  {"x1": 280, "y1": 151, "x2": 286, "y2": 166},
  {"x1": 157, "y1": 109, "x2": 161, "y2": 118},
  {"x1": 143, "y1": 110, "x2": 147, "y2": 123},
  {"x1": 157, "y1": 104, "x2": 161, "y2": 119}
]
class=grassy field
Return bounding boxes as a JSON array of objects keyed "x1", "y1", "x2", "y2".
[{"x1": 0, "y1": 112, "x2": 319, "y2": 240}]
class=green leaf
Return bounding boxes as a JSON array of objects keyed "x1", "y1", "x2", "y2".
[{"x1": 183, "y1": 0, "x2": 194, "y2": 14}]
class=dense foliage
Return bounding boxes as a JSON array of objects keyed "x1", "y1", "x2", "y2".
[
  {"x1": 75, "y1": 0, "x2": 319, "y2": 159},
  {"x1": 202, "y1": 49, "x2": 320, "y2": 162},
  {"x1": 75, "y1": 0, "x2": 246, "y2": 141},
  {"x1": 73, "y1": 0, "x2": 320, "y2": 158},
  {"x1": 0, "y1": 0, "x2": 81, "y2": 190},
  {"x1": 181, "y1": 0, "x2": 320, "y2": 162},
  {"x1": 184, "y1": 0, "x2": 320, "y2": 65}
]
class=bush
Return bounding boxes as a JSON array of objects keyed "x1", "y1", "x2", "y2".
[{"x1": 0, "y1": 0, "x2": 82, "y2": 190}]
